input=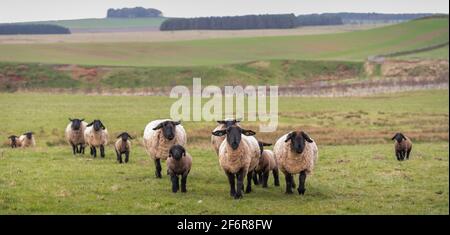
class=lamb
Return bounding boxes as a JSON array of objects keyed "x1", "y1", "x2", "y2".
[
  {"x1": 166, "y1": 145, "x2": 192, "y2": 193},
  {"x1": 83, "y1": 119, "x2": 108, "y2": 158},
  {"x1": 255, "y1": 141, "x2": 280, "y2": 188},
  {"x1": 391, "y1": 133, "x2": 413, "y2": 161},
  {"x1": 8, "y1": 135, "x2": 21, "y2": 148},
  {"x1": 273, "y1": 131, "x2": 318, "y2": 195},
  {"x1": 18, "y1": 132, "x2": 36, "y2": 148},
  {"x1": 65, "y1": 118, "x2": 87, "y2": 155},
  {"x1": 211, "y1": 119, "x2": 240, "y2": 155},
  {"x1": 114, "y1": 132, "x2": 133, "y2": 164},
  {"x1": 143, "y1": 119, "x2": 187, "y2": 178},
  {"x1": 212, "y1": 125, "x2": 256, "y2": 199}
]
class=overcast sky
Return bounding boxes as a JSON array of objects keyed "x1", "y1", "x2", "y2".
[{"x1": 0, "y1": 0, "x2": 448, "y2": 23}]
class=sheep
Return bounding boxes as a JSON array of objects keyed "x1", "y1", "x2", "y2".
[
  {"x1": 8, "y1": 135, "x2": 21, "y2": 148},
  {"x1": 273, "y1": 131, "x2": 318, "y2": 195},
  {"x1": 255, "y1": 141, "x2": 280, "y2": 188},
  {"x1": 83, "y1": 120, "x2": 108, "y2": 158},
  {"x1": 211, "y1": 119, "x2": 240, "y2": 155},
  {"x1": 212, "y1": 125, "x2": 257, "y2": 199},
  {"x1": 166, "y1": 145, "x2": 192, "y2": 193},
  {"x1": 391, "y1": 133, "x2": 413, "y2": 161},
  {"x1": 143, "y1": 119, "x2": 187, "y2": 178},
  {"x1": 114, "y1": 132, "x2": 133, "y2": 164},
  {"x1": 65, "y1": 118, "x2": 87, "y2": 155},
  {"x1": 18, "y1": 132, "x2": 36, "y2": 148}
]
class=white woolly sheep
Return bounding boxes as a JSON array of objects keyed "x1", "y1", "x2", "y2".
[
  {"x1": 18, "y1": 132, "x2": 35, "y2": 148},
  {"x1": 8, "y1": 135, "x2": 21, "y2": 148},
  {"x1": 83, "y1": 119, "x2": 108, "y2": 158},
  {"x1": 273, "y1": 130, "x2": 318, "y2": 195},
  {"x1": 114, "y1": 132, "x2": 133, "y2": 164},
  {"x1": 212, "y1": 125, "x2": 257, "y2": 199},
  {"x1": 143, "y1": 119, "x2": 186, "y2": 178},
  {"x1": 166, "y1": 145, "x2": 192, "y2": 193},
  {"x1": 255, "y1": 141, "x2": 280, "y2": 188},
  {"x1": 65, "y1": 118, "x2": 87, "y2": 155},
  {"x1": 391, "y1": 133, "x2": 413, "y2": 161}
]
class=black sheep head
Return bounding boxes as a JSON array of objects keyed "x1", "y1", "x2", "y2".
[
  {"x1": 152, "y1": 120, "x2": 181, "y2": 141},
  {"x1": 69, "y1": 118, "x2": 84, "y2": 130},
  {"x1": 392, "y1": 133, "x2": 406, "y2": 143},
  {"x1": 169, "y1": 144, "x2": 186, "y2": 161},
  {"x1": 285, "y1": 131, "x2": 313, "y2": 154},
  {"x1": 87, "y1": 120, "x2": 105, "y2": 132},
  {"x1": 212, "y1": 126, "x2": 256, "y2": 150},
  {"x1": 117, "y1": 132, "x2": 133, "y2": 141}
]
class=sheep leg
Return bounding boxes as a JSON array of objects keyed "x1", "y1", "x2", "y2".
[
  {"x1": 290, "y1": 174, "x2": 296, "y2": 188},
  {"x1": 181, "y1": 173, "x2": 188, "y2": 193},
  {"x1": 171, "y1": 174, "x2": 179, "y2": 193},
  {"x1": 100, "y1": 145, "x2": 105, "y2": 158},
  {"x1": 395, "y1": 151, "x2": 401, "y2": 161},
  {"x1": 235, "y1": 169, "x2": 245, "y2": 199},
  {"x1": 285, "y1": 173, "x2": 293, "y2": 194},
  {"x1": 155, "y1": 159, "x2": 162, "y2": 178},
  {"x1": 298, "y1": 171, "x2": 307, "y2": 195},
  {"x1": 226, "y1": 172, "x2": 236, "y2": 197},
  {"x1": 71, "y1": 143, "x2": 77, "y2": 155},
  {"x1": 262, "y1": 171, "x2": 270, "y2": 188},
  {"x1": 245, "y1": 170, "x2": 254, "y2": 193},
  {"x1": 406, "y1": 148, "x2": 411, "y2": 160},
  {"x1": 273, "y1": 169, "x2": 280, "y2": 186},
  {"x1": 91, "y1": 146, "x2": 97, "y2": 158},
  {"x1": 253, "y1": 172, "x2": 260, "y2": 185},
  {"x1": 116, "y1": 151, "x2": 122, "y2": 164},
  {"x1": 125, "y1": 152, "x2": 129, "y2": 163}
]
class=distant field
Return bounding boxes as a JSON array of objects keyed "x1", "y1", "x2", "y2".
[
  {"x1": 0, "y1": 24, "x2": 388, "y2": 44},
  {"x1": 0, "y1": 18, "x2": 447, "y2": 66},
  {"x1": 0, "y1": 90, "x2": 448, "y2": 214},
  {"x1": 27, "y1": 17, "x2": 167, "y2": 32}
]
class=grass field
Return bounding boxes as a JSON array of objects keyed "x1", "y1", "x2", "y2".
[
  {"x1": 0, "y1": 89, "x2": 448, "y2": 214},
  {"x1": 0, "y1": 18, "x2": 447, "y2": 66}
]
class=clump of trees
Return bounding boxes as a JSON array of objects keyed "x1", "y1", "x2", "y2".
[
  {"x1": 160, "y1": 14, "x2": 297, "y2": 30},
  {"x1": 107, "y1": 7, "x2": 162, "y2": 18},
  {"x1": 296, "y1": 14, "x2": 343, "y2": 26},
  {"x1": 0, "y1": 24, "x2": 70, "y2": 35}
]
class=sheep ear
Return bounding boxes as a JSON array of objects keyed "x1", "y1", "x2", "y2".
[
  {"x1": 152, "y1": 123, "x2": 163, "y2": 130},
  {"x1": 172, "y1": 121, "x2": 181, "y2": 126},
  {"x1": 217, "y1": 120, "x2": 226, "y2": 124},
  {"x1": 69, "y1": 118, "x2": 73, "y2": 121},
  {"x1": 80, "y1": 118, "x2": 84, "y2": 122},
  {"x1": 301, "y1": 131, "x2": 313, "y2": 143},
  {"x1": 212, "y1": 130, "x2": 227, "y2": 136},
  {"x1": 262, "y1": 142, "x2": 272, "y2": 146},
  {"x1": 400, "y1": 133, "x2": 406, "y2": 140},
  {"x1": 285, "y1": 132, "x2": 295, "y2": 142},
  {"x1": 116, "y1": 133, "x2": 123, "y2": 139},
  {"x1": 87, "y1": 122, "x2": 93, "y2": 127},
  {"x1": 127, "y1": 133, "x2": 133, "y2": 140},
  {"x1": 242, "y1": 129, "x2": 256, "y2": 136}
]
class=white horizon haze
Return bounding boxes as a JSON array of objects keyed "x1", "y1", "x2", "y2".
[{"x1": 0, "y1": 0, "x2": 448, "y2": 23}]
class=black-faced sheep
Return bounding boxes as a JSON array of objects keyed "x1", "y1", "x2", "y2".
[
  {"x1": 115, "y1": 132, "x2": 133, "y2": 164},
  {"x1": 18, "y1": 132, "x2": 35, "y2": 148},
  {"x1": 255, "y1": 141, "x2": 280, "y2": 188},
  {"x1": 391, "y1": 133, "x2": 413, "y2": 161},
  {"x1": 166, "y1": 145, "x2": 192, "y2": 193},
  {"x1": 65, "y1": 118, "x2": 87, "y2": 155},
  {"x1": 8, "y1": 135, "x2": 20, "y2": 148},
  {"x1": 273, "y1": 131, "x2": 318, "y2": 195},
  {"x1": 143, "y1": 119, "x2": 187, "y2": 178},
  {"x1": 211, "y1": 119, "x2": 240, "y2": 155},
  {"x1": 84, "y1": 120, "x2": 108, "y2": 158},
  {"x1": 212, "y1": 125, "x2": 256, "y2": 199}
]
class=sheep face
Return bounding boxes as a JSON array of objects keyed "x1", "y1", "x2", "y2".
[
  {"x1": 69, "y1": 118, "x2": 84, "y2": 131},
  {"x1": 258, "y1": 141, "x2": 272, "y2": 155},
  {"x1": 24, "y1": 132, "x2": 33, "y2": 140},
  {"x1": 169, "y1": 144, "x2": 186, "y2": 161},
  {"x1": 8, "y1": 135, "x2": 18, "y2": 146},
  {"x1": 392, "y1": 133, "x2": 406, "y2": 143},
  {"x1": 212, "y1": 126, "x2": 256, "y2": 150},
  {"x1": 152, "y1": 121, "x2": 180, "y2": 141},
  {"x1": 285, "y1": 131, "x2": 313, "y2": 154},
  {"x1": 87, "y1": 120, "x2": 105, "y2": 132},
  {"x1": 217, "y1": 119, "x2": 240, "y2": 128},
  {"x1": 117, "y1": 132, "x2": 133, "y2": 141}
]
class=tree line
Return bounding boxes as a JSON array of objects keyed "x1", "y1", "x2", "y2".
[
  {"x1": 0, "y1": 24, "x2": 70, "y2": 35},
  {"x1": 324, "y1": 13, "x2": 435, "y2": 24},
  {"x1": 160, "y1": 14, "x2": 298, "y2": 30},
  {"x1": 107, "y1": 7, "x2": 162, "y2": 18},
  {"x1": 296, "y1": 14, "x2": 343, "y2": 26}
]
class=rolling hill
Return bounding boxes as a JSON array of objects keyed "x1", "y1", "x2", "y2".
[{"x1": 0, "y1": 18, "x2": 447, "y2": 67}]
